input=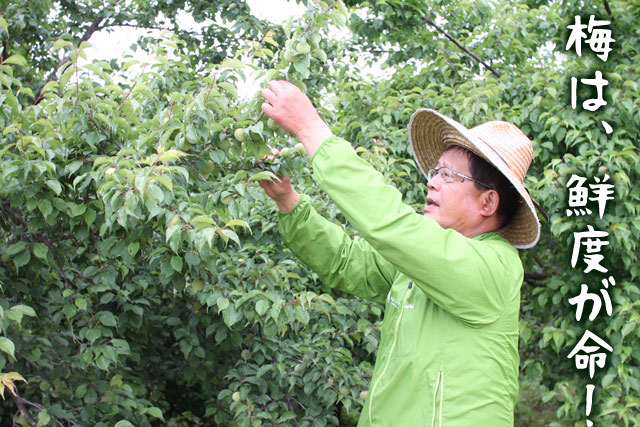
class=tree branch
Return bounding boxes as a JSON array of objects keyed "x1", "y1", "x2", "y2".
[
  {"x1": 11, "y1": 393, "x2": 36, "y2": 427},
  {"x1": 603, "y1": 0, "x2": 613, "y2": 20},
  {"x1": 423, "y1": 16, "x2": 501, "y2": 78},
  {"x1": 1, "y1": 199, "x2": 71, "y2": 288},
  {"x1": 42, "y1": 0, "x2": 122, "y2": 87},
  {"x1": 1, "y1": 199, "x2": 60, "y2": 260},
  {"x1": 524, "y1": 271, "x2": 550, "y2": 281}
]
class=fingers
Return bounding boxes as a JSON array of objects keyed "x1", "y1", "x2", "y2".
[
  {"x1": 261, "y1": 101, "x2": 274, "y2": 116},
  {"x1": 262, "y1": 87, "x2": 277, "y2": 105},
  {"x1": 259, "y1": 146, "x2": 280, "y2": 162}
]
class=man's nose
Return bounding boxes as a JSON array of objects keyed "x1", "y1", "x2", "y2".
[{"x1": 427, "y1": 174, "x2": 440, "y2": 191}]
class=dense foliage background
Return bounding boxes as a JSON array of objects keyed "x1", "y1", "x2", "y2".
[{"x1": 0, "y1": 0, "x2": 638, "y2": 425}]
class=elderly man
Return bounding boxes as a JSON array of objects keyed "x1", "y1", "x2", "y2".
[{"x1": 259, "y1": 80, "x2": 541, "y2": 426}]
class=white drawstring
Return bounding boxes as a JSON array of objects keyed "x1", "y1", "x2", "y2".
[
  {"x1": 431, "y1": 371, "x2": 441, "y2": 427},
  {"x1": 439, "y1": 371, "x2": 444, "y2": 427},
  {"x1": 431, "y1": 371, "x2": 444, "y2": 427}
]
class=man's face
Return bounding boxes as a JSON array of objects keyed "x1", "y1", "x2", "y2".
[{"x1": 423, "y1": 148, "x2": 486, "y2": 236}]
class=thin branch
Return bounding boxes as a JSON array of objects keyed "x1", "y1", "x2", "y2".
[
  {"x1": 423, "y1": 16, "x2": 501, "y2": 78},
  {"x1": 1, "y1": 199, "x2": 71, "y2": 288},
  {"x1": 603, "y1": 0, "x2": 613, "y2": 20},
  {"x1": 524, "y1": 271, "x2": 550, "y2": 281},
  {"x1": 285, "y1": 394, "x2": 299, "y2": 426},
  {"x1": 42, "y1": 0, "x2": 122, "y2": 86},
  {"x1": 2, "y1": 199, "x2": 59, "y2": 259},
  {"x1": 11, "y1": 394, "x2": 36, "y2": 427}
]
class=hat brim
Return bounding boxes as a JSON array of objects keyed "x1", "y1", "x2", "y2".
[{"x1": 409, "y1": 109, "x2": 540, "y2": 249}]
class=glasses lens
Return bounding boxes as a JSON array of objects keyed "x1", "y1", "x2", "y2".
[{"x1": 441, "y1": 167, "x2": 454, "y2": 182}]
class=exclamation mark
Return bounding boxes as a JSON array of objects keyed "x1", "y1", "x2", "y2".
[{"x1": 586, "y1": 383, "x2": 595, "y2": 426}]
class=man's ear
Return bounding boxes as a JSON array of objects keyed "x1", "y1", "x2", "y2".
[{"x1": 479, "y1": 189, "x2": 500, "y2": 217}]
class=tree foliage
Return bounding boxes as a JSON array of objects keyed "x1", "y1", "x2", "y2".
[{"x1": 0, "y1": 0, "x2": 638, "y2": 425}]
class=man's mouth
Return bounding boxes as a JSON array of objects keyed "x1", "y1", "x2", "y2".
[{"x1": 424, "y1": 198, "x2": 438, "y2": 212}]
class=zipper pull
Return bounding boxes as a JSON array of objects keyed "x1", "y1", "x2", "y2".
[{"x1": 408, "y1": 281, "x2": 413, "y2": 289}]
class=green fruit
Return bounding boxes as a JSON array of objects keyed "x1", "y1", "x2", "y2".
[
  {"x1": 267, "y1": 118, "x2": 278, "y2": 130},
  {"x1": 279, "y1": 147, "x2": 292, "y2": 158},
  {"x1": 232, "y1": 391, "x2": 241, "y2": 402},
  {"x1": 296, "y1": 41, "x2": 310, "y2": 55},
  {"x1": 283, "y1": 49, "x2": 296, "y2": 62},
  {"x1": 360, "y1": 390, "x2": 368, "y2": 400},
  {"x1": 234, "y1": 128, "x2": 246, "y2": 142},
  {"x1": 295, "y1": 143, "x2": 306, "y2": 155},
  {"x1": 241, "y1": 350, "x2": 250, "y2": 360},
  {"x1": 192, "y1": 279, "x2": 204, "y2": 291},
  {"x1": 202, "y1": 160, "x2": 215, "y2": 174}
]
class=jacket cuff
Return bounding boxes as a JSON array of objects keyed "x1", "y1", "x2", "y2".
[
  {"x1": 310, "y1": 134, "x2": 344, "y2": 165},
  {"x1": 278, "y1": 193, "x2": 311, "y2": 237}
]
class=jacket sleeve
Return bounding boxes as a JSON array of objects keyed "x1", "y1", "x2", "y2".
[
  {"x1": 310, "y1": 136, "x2": 523, "y2": 325},
  {"x1": 278, "y1": 193, "x2": 397, "y2": 304}
]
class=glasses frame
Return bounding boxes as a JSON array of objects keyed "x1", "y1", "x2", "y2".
[{"x1": 427, "y1": 166, "x2": 493, "y2": 190}]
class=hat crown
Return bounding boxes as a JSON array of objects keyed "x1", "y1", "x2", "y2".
[{"x1": 469, "y1": 121, "x2": 533, "y2": 183}]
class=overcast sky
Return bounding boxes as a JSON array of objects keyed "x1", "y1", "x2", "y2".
[{"x1": 84, "y1": 0, "x2": 306, "y2": 64}]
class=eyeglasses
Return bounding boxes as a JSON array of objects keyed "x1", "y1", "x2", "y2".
[{"x1": 427, "y1": 166, "x2": 493, "y2": 189}]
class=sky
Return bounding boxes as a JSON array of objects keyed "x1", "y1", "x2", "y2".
[{"x1": 83, "y1": 0, "x2": 306, "y2": 65}]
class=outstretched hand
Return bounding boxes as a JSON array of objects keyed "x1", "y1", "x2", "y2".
[
  {"x1": 261, "y1": 80, "x2": 332, "y2": 156},
  {"x1": 258, "y1": 148, "x2": 300, "y2": 213}
]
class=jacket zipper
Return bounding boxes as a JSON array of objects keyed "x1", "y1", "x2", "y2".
[{"x1": 368, "y1": 281, "x2": 413, "y2": 426}]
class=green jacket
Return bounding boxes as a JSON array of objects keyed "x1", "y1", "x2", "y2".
[{"x1": 279, "y1": 136, "x2": 523, "y2": 426}]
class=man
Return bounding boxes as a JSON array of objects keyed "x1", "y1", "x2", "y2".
[{"x1": 259, "y1": 80, "x2": 541, "y2": 426}]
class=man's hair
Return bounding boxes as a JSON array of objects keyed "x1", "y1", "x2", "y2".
[{"x1": 444, "y1": 145, "x2": 520, "y2": 228}]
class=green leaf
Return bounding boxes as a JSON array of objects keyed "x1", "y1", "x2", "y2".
[
  {"x1": 14, "y1": 249, "x2": 31, "y2": 269},
  {"x1": 97, "y1": 311, "x2": 118, "y2": 327},
  {"x1": 217, "y1": 297, "x2": 230, "y2": 311},
  {"x1": 146, "y1": 407, "x2": 164, "y2": 419},
  {"x1": 218, "y1": 228, "x2": 240, "y2": 246},
  {"x1": 75, "y1": 297, "x2": 87, "y2": 311},
  {"x1": 37, "y1": 409, "x2": 51, "y2": 427},
  {"x1": 10, "y1": 304, "x2": 36, "y2": 318},
  {"x1": 170, "y1": 255, "x2": 183, "y2": 272},
  {"x1": 45, "y1": 179, "x2": 62, "y2": 196},
  {"x1": 0, "y1": 17, "x2": 7, "y2": 33},
  {"x1": 222, "y1": 305, "x2": 241, "y2": 328},
  {"x1": 294, "y1": 305, "x2": 310, "y2": 326},
  {"x1": 41, "y1": 81, "x2": 59, "y2": 94},
  {"x1": 152, "y1": 175, "x2": 173, "y2": 191},
  {"x1": 71, "y1": 203, "x2": 86, "y2": 217},
  {"x1": 220, "y1": 58, "x2": 244, "y2": 69},
  {"x1": 128, "y1": 242, "x2": 140, "y2": 256},
  {"x1": 0, "y1": 337, "x2": 15, "y2": 358},
  {"x1": 255, "y1": 300, "x2": 269, "y2": 316},
  {"x1": 224, "y1": 219, "x2": 250, "y2": 231},
  {"x1": 6, "y1": 241, "x2": 27, "y2": 256},
  {"x1": 3, "y1": 54, "x2": 28, "y2": 67},
  {"x1": 52, "y1": 39, "x2": 72, "y2": 51},
  {"x1": 38, "y1": 199, "x2": 53, "y2": 217},
  {"x1": 85, "y1": 208, "x2": 97, "y2": 227},
  {"x1": 192, "y1": 215, "x2": 217, "y2": 230},
  {"x1": 158, "y1": 149, "x2": 186, "y2": 162},
  {"x1": 33, "y1": 243, "x2": 49, "y2": 261},
  {"x1": 85, "y1": 328, "x2": 101, "y2": 344}
]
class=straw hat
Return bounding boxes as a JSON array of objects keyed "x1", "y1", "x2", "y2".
[{"x1": 409, "y1": 108, "x2": 541, "y2": 249}]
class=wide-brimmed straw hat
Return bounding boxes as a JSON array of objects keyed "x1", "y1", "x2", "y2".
[{"x1": 409, "y1": 108, "x2": 541, "y2": 249}]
